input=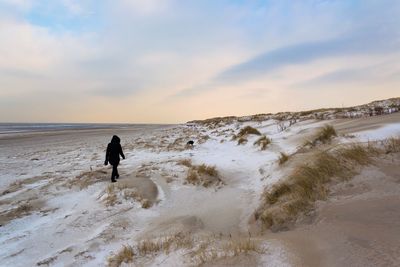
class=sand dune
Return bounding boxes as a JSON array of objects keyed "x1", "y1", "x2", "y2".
[{"x1": 274, "y1": 154, "x2": 400, "y2": 267}]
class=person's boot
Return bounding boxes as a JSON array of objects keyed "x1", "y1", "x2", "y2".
[
  {"x1": 111, "y1": 176, "x2": 117, "y2": 183},
  {"x1": 116, "y1": 174, "x2": 120, "y2": 179}
]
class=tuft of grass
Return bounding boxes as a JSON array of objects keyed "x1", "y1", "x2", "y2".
[
  {"x1": 254, "y1": 135, "x2": 271, "y2": 150},
  {"x1": 315, "y1": 125, "x2": 337, "y2": 144},
  {"x1": 185, "y1": 164, "x2": 222, "y2": 187},
  {"x1": 237, "y1": 126, "x2": 261, "y2": 137},
  {"x1": 256, "y1": 143, "x2": 378, "y2": 230},
  {"x1": 178, "y1": 158, "x2": 192, "y2": 167},
  {"x1": 186, "y1": 169, "x2": 200, "y2": 184},
  {"x1": 190, "y1": 236, "x2": 263, "y2": 265},
  {"x1": 16, "y1": 203, "x2": 32, "y2": 214},
  {"x1": 237, "y1": 137, "x2": 248, "y2": 145},
  {"x1": 278, "y1": 152, "x2": 289, "y2": 165},
  {"x1": 137, "y1": 239, "x2": 162, "y2": 256},
  {"x1": 107, "y1": 245, "x2": 134, "y2": 267},
  {"x1": 198, "y1": 135, "x2": 210, "y2": 144},
  {"x1": 338, "y1": 144, "x2": 371, "y2": 165},
  {"x1": 108, "y1": 233, "x2": 263, "y2": 266},
  {"x1": 64, "y1": 169, "x2": 108, "y2": 190},
  {"x1": 196, "y1": 164, "x2": 218, "y2": 177},
  {"x1": 136, "y1": 233, "x2": 193, "y2": 256},
  {"x1": 102, "y1": 184, "x2": 118, "y2": 206},
  {"x1": 224, "y1": 238, "x2": 261, "y2": 256},
  {"x1": 141, "y1": 199, "x2": 151, "y2": 209},
  {"x1": 305, "y1": 125, "x2": 337, "y2": 147},
  {"x1": 383, "y1": 136, "x2": 400, "y2": 153},
  {"x1": 109, "y1": 232, "x2": 193, "y2": 266},
  {"x1": 264, "y1": 183, "x2": 292, "y2": 205}
]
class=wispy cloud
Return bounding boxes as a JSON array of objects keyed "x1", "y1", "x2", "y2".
[
  {"x1": 0, "y1": 0, "x2": 399, "y2": 122},
  {"x1": 215, "y1": 34, "x2": 398, "y2": 83},
  {"x1": 294, "y1": 60, "x2": 400, "y2": 89}
]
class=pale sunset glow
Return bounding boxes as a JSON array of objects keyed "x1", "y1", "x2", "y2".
[{"x1": 1, "y1": 0, "x2": 399, "y2": 123}]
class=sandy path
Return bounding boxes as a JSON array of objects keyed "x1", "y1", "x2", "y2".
[{"x1": 333, "y1": 112, "x2": 400, "y2": 134}]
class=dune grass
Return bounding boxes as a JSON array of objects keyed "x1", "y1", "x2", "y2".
[
  {"x1": 238, "y1": 126, "x2": 261, "y2": 137},
  {"x1": 255, "y1": 143, "x2": 378, "y2": 230},
  {"x1": 197, "y1": 164, "x2": 218, "y2": 177},
  {"x1": 107, "y1": 245, "x2": 134, "y2": 267},
  {"x1": 237, "y1": 137, "x2": 248, "y2": 145},
  {"x1": 316, "y1": 125, "x2": 337, "y2": 143},
  {"x1": 254, "y1": 135, "x2": 271, "y2": 150},
  {"x1": 305, "y1": 125, "x2": 337, "y2": 147},
  {"x1": 108, "y1": 233, "x2": 193, "y2": 266},
  {"x1": 383, "y1": 136, "x2": 400, "y2": 153},
  {"x1": 137, "y1": 232, "x2": 193, "y2": 256},
  {"x1": 278, "y1": 152, "x2": 289, "y2": 165},
  {"x1": 233, "y1": 125, "x2": 261, "y2": 143},
  {"x1": 189, "y1": 236, "x2": 263, "y2": 265},
  {"x1": 224, "y1": 238, "x2": 261, "y2": 256},
  {"x1": 64, "y1": 169, "x2": 108, "y2": 190},
  {"x1": 177, "y1": 158, "x2": 192, "y2": 167},
  {"x1": 0, "y1": 202, "x2": 35, "y2": 226},
  {"x1": 186, "y1": 169, "x2": 200, "y2": 184},
  {"x1": 185, "y1": 164, "x2": 221, "y2": 187},
  {"x1": 103, "y1": 184, "x2": 118, "y2": 206},
  {"x1": 108, "y1": 233, "x2": 263, "y2": 267}
]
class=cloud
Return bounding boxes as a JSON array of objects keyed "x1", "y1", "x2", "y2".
[
  {"x1": 61, "y1": 0, "x2": 83, "y2": 16},
  {"x1": 216, "y1": 33, "x2": 398, "y2": 82},
  {"x1": 294, "y1": 59, "x2": 400, "y2": 89},
  {"x1": 176, "y1": 26, "x2": 400, "y2": 96},
  {"x1": 1, "y1": 0, "x2": 400, "y2": 123},
  {"x1": 118, "y1": 0, "x2": 170, "y2": 16},
  {"x1": 0, "y1": 0, "x2": 33, "y2": 11},
  {"x1": 173, "y1": 0, "x2": 400, "y2": 97}
]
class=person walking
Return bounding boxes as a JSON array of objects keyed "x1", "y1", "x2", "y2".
[{"x1": 104, "y1": 135, "x2": 125, "y2": 182}]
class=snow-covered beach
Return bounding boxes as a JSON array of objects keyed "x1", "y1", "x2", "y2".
[{"x1": 1, "y1": 113, "x2": 400, "y2": 266}]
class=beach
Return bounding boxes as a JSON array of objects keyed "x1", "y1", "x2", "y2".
[{"x1": 1, "y1": 114, "x2": 400, "y2": 266}]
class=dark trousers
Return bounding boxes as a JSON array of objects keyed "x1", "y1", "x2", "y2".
[{"x1": 111, "y1": 164, "x2": 119, "y2": 181}]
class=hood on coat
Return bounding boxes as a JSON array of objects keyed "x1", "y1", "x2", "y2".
[{"x1": 111, "y1": 135, "x2": 120, "y2": 144}]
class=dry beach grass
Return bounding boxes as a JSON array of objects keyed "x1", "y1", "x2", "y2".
[{"x1": 255, "y1": 136, "x2": 399, "y2": 231}]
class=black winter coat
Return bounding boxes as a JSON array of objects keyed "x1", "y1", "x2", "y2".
[{"x1": 105, "y1": 135, "x2": 125, "y2": 165}]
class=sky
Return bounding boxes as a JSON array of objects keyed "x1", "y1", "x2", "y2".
[{"x1": 0, "y1": 0, "x2": 399, "y2": 123}]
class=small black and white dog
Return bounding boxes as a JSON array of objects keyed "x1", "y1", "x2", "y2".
[{"x1": 186, "y1": 140, "x2": 194, "y2": 147}]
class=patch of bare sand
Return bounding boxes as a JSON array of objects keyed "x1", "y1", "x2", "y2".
[
  {"x1": 141, "y1": 215, "x2": 205, "y2": 238},
  {"x1": 121, "y1": 174, "x2": 159, "y2": 205},
  {"x1": 202, "y1": 253, "x2": 260, "y2": 267},
  {"x1": 100, "y1": 173, "x2": 159, "y2": 208},
  {"x1": 272, "y1": 153, "x2": 400, "y2": 267},
  {"x1": 333, "y1": 112, "x2": 400, "y2": 134}
]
